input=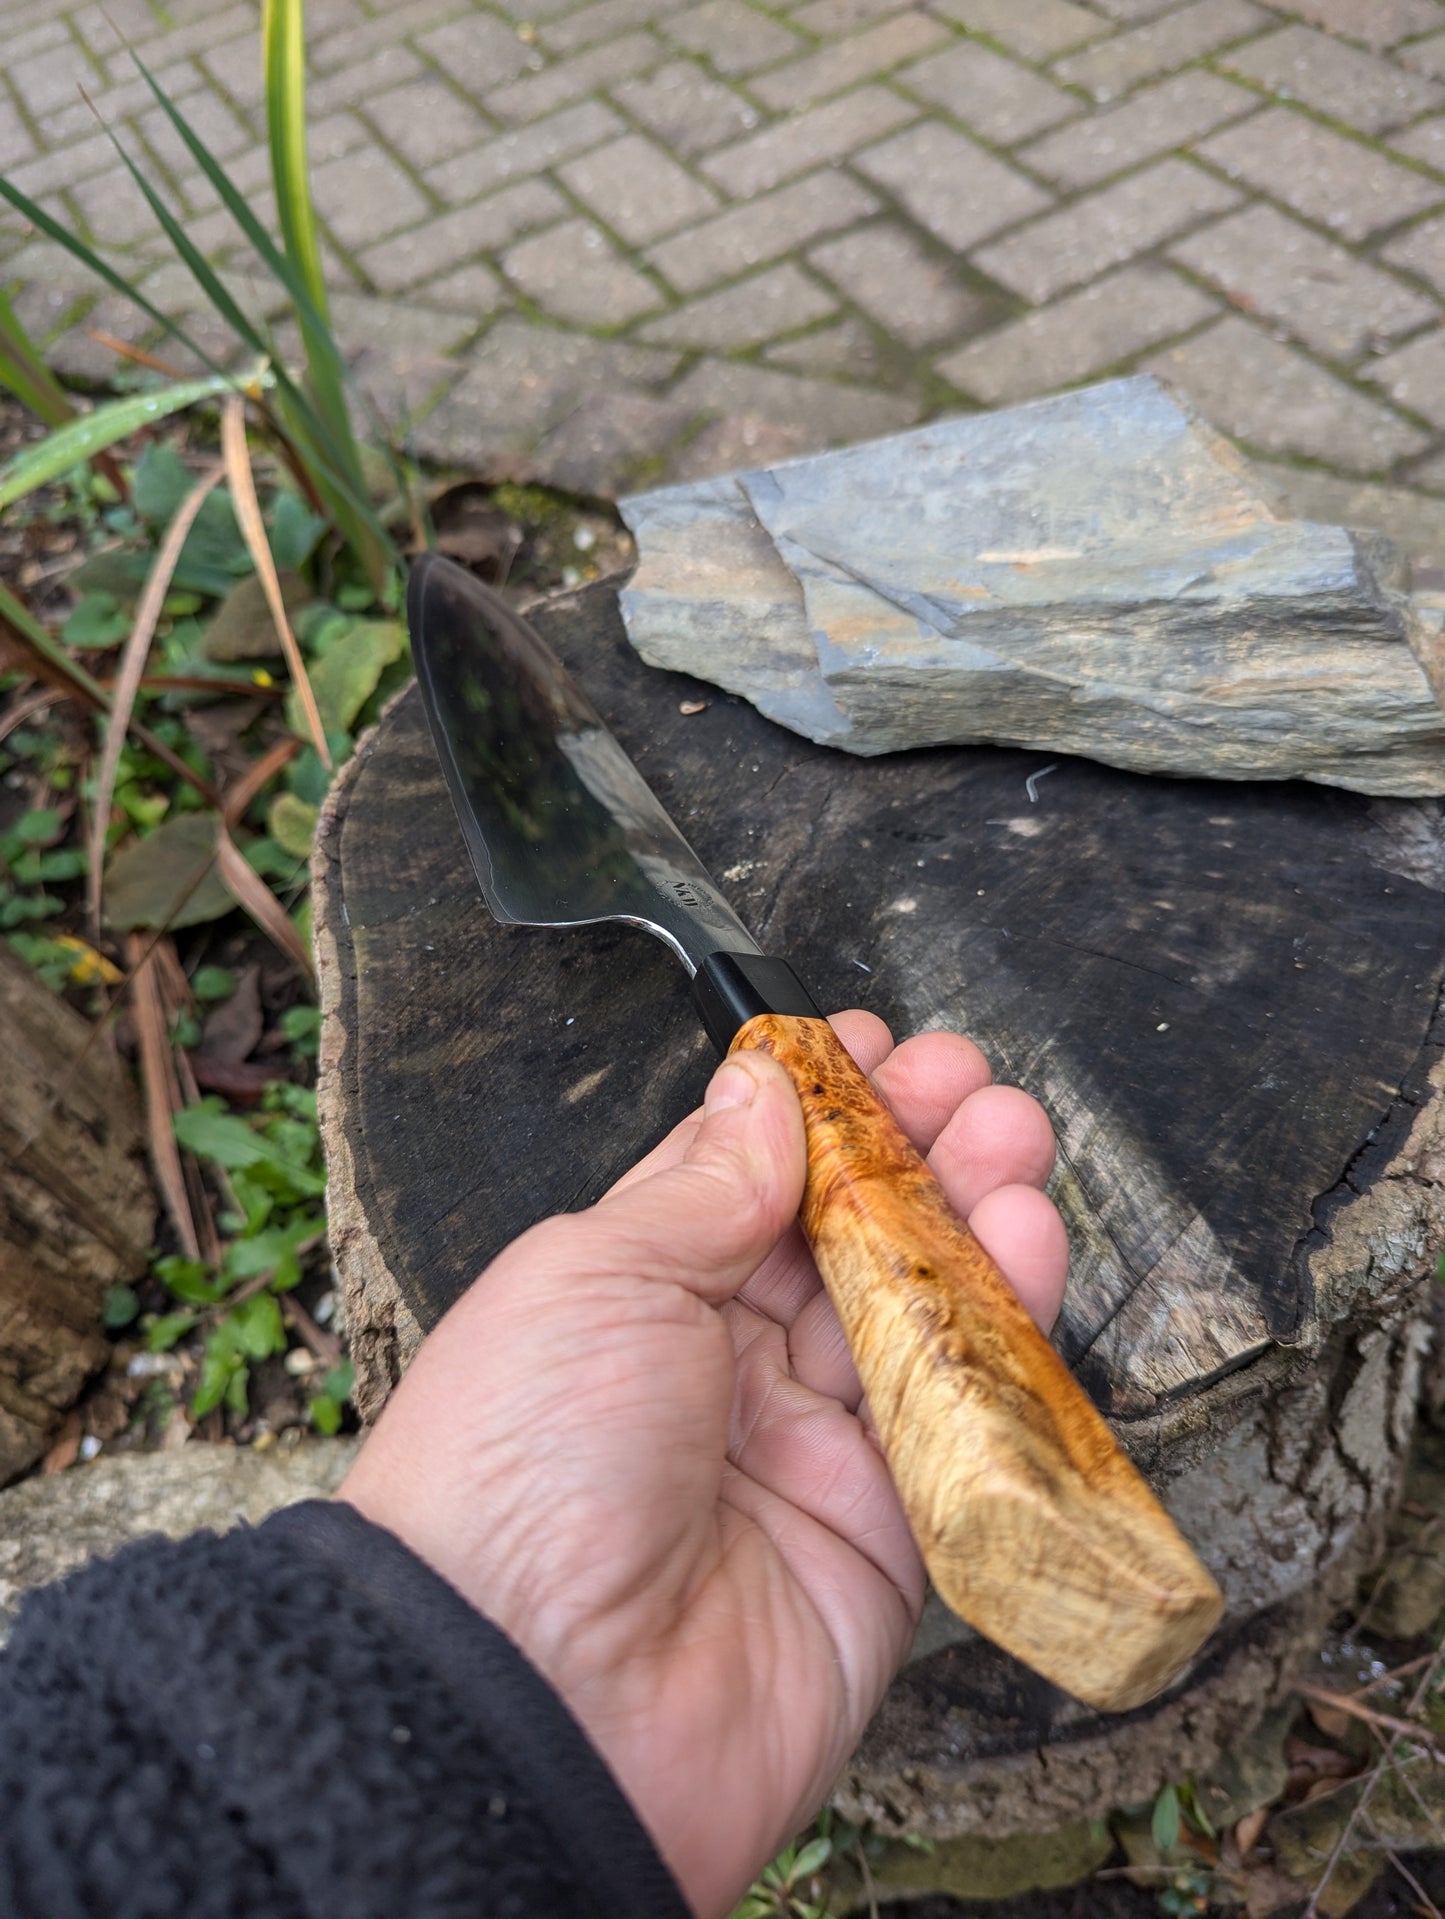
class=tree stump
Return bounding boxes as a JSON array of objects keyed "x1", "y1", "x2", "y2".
[
  {"x1": 0, "y1": 946, "x2": 154, "y2": 1483},
  {"x1": 314, "y1": 579, "x2": 1445, "y2": 1837}
]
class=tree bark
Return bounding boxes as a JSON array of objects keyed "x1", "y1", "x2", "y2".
[
  {"x1": 0, "y1": 947, "x2": 154, "y2": 1483},
  {"x1": 315, "y1": 577, "x2": 1445, "y2": 1834}
]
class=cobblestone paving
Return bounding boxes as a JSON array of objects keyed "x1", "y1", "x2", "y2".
[{"x1": 4, "y1": 0, "x2": 1445, "y2": 558}]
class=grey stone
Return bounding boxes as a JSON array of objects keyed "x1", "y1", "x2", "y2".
[
  {"x1": 0, "y1": 1441, "x2": 361, "y2": 1644},
  {"x1": 619, "y1": 376, "x2": 1445, "y2": 794}
]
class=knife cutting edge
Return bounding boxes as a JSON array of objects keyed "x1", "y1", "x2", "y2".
[{"x1": 406, "y1": 550, "x2": 1224, "y2": 1713}]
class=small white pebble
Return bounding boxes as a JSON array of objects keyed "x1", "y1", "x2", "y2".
[
  {"x1": 1156, "y1": 1022, "x2": 1169, "y2": 1032},
  {"x1": 573, "y1": 525, "x2": 596, "y2": 552},
  {"x1": 79, "y1": 1435, "x2": 102, "y2": 1461},
  {"x1": 391, "y1": 1725, "x2": 412, "y2": 1745}
]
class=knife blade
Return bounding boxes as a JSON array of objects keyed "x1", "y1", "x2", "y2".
[{"x1": 407, "y1": 550, "x2": 1224, "y2": 1713}]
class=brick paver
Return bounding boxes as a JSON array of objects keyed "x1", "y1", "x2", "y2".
[{"x1": 0, "y1": 0, "x2": 1443, "y2": 520}]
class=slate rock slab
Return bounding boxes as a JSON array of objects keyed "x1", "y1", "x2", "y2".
[{"x1": 620, "y1": 377, "x2": 1445, "y2": 796}]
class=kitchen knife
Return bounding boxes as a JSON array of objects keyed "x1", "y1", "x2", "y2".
[{"x1": 406, "y1": 550, "x2": 1224, "y2": 1713}]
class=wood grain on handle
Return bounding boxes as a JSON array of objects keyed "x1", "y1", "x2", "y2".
[{"x1": 730, "y1": 1013, "x2": 1224, "y2": 1713}]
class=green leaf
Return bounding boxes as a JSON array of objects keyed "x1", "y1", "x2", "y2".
[
  {"x1": 279, "y1": 1003, "x2": 321, "y2": 1056},
  {"x1": 36, "y1": 847, "x2": 89, "y2": 881},
  {"x1": 308, "y1": 1392, "x2": 341, "y2": 1435},
  {"x1": 124, "y1": 54, "x2": 397, "y2": 591},
  {"x1": 8, "y1": 807, "x2": 64, "y2": 847},
  {"x1": 173, "y1": 1101, "x2": 278, "y2": 1172},
  {"x1": 230, "y1": 1290, "x2": 286, "y2": 1361},
  {"x1": 0, "y1": 284, "x2": 75, "y2": 429},
  {"x1": 0, "y1": 375, "x2": 243, "y2": 511},
  {"x1": 271, "y1": 487, "x2": 328, "y2": 570},
  {"x1": 284, "y1": 617, "x2": 406, "y2": 739},
  {"x1": 146, "y1": 1310, "x2": 198, "y2": 1351},
  {"x1": 159, "y1": 1260, "x2": 224, "y2": 1306},
  {"x1": 104, "y1": 811, "x2": 234, "y2": 931},
  {"x1": 284, "y1": 745, "x2": 333, "y2": 807},
  {"x1": 791, "y1": 1836, "x2": 832, "y2": 1878},
  {"x1": 191, "y1": 964, "x2": 237, "y2": 1002},
  {"x1": 101, "y1": 1284, "x2": 140, "y2": 1329},
  {"x1": 62, "y1": 591, "x2": 132, "y2": 649},
  {"x1": 193, "y1": 1338, "x2": 244, "y2": 1417},
  {"x1": 1151, "y1": 1783, "x2": 1181, "y2": 1855},
  {"x1": 132, "y1": 442, "x2": 193, "y2": 523},
  {"x1": 268, "y1": 791, "x2": 318, "y2": 860},
  {"x1": 321, "y1": 1357, "x2": 353, "y2": 1402}
]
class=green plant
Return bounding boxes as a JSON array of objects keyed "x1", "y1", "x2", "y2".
[
  {"x1": 147, "y1": 1083, "x2": 330, "y2": 1419},
  {"x1": 730, "y1": 1831, "x2": 835, "y2": 1919}
]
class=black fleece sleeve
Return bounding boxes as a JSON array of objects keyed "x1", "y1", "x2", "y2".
[{"x1": 0, "y1": 1499, "x2": 692, "y2": 1919}]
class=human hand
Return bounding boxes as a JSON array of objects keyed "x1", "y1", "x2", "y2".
[{"x1": 339, "y1": 1013, "x2": 1068, "y2": 1917}]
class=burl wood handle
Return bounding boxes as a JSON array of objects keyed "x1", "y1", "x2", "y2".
[{"x1": 729, "y1": 1013, "x2": 1224, "y2": 1713}]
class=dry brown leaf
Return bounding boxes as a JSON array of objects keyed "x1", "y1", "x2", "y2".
[
  {"x1": 89, "y1": 461, "x2": 224, "y2": 936},
  {"x1": 215, "y1": 825, "x2": 314, "y2": 977},
  {"x1": 220, "y1": 392, "x2": 330, "y2": 768},
  {"x1": 127, "y1": 931, "x2": 203, "y2": 1261}
]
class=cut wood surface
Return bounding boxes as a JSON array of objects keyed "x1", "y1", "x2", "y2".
[
  {"x1": 316, "y1": 578, "x2": 1445, "y2": 1831},
  {"x1": 0, "y1": 945, "x2": 154, "y2": 1483}
]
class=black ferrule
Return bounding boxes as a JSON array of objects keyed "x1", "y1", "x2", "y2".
[{"x1": 692, "y1": 951, "x2": 824, "y2": 1053}]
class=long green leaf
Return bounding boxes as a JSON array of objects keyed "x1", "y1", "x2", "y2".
[
  {"x1": 92, "y1": 112, "x2": 385, "y2": 558},
  {"x1": 0, "y1": 286, "x2": 74, "y2": 427},
  {"x1": 0, "y1": 174, "x2": 222, "y2": 377},
  {"x1": 131, "y1": 45, "x2": 394, "y2": 584},
  {"x1": 0, "y1": 372, "x2": 244, "y2": 510},
  {"x1": 262, "y1": 0, "x2": 372, "y2": 537},
  {"x1": 0, "y1": 575, "x2": 110, "y2": 706},
  {"x1": 263, "y1": 0, "x2": 329, "y2": 325}
]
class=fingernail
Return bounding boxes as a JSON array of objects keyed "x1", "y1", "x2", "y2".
[{"x1": 705, "y1": 1059, "x2": 757, "y2": 1115}]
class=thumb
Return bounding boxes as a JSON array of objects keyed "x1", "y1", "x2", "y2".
[{"x1": 584, "y1": 1048, "x2": 807, "y2": 1304}]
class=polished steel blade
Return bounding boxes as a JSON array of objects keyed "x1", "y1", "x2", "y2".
[{"x1": 408, "y1": 552, "x2": 761, "y2": 975}]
